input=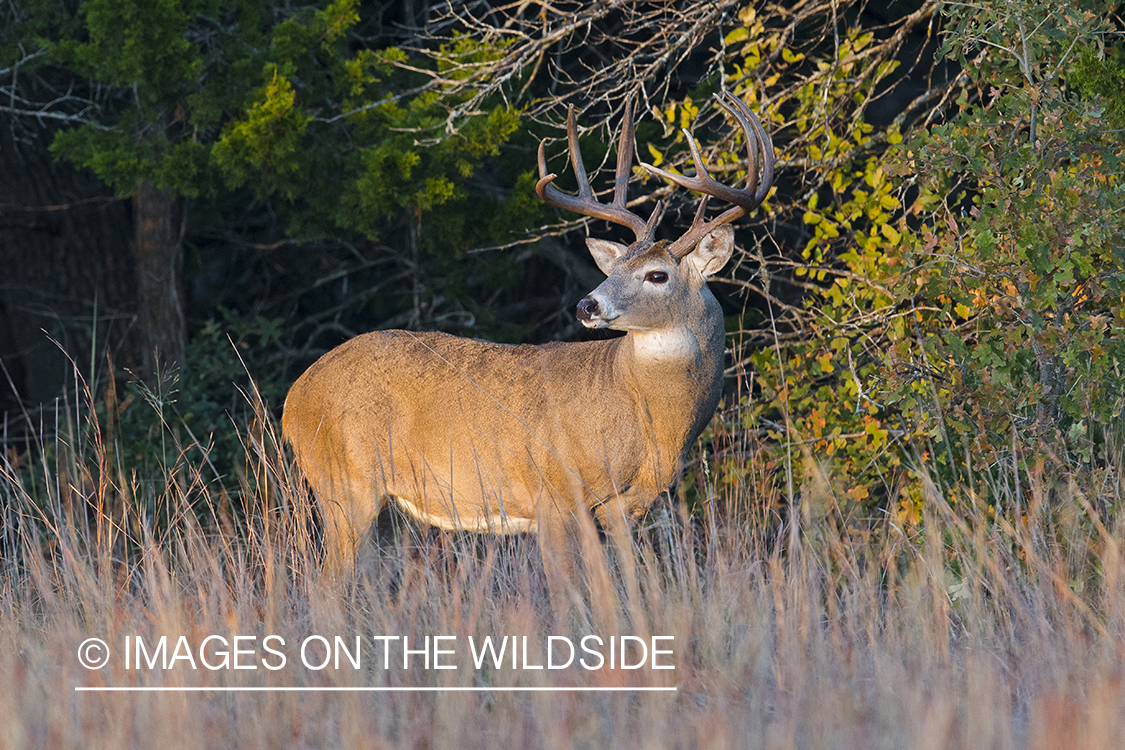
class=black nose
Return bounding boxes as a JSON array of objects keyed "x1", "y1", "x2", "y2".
[{"x1": 576, "y1": 298, "x2": 599, "y2": 321}]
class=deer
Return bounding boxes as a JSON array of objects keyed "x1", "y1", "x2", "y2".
[{"x1": 282, "y1": 92, "x2": 774, "y2": 578}]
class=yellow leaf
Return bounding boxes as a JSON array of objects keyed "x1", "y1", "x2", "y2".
[
  {"x1": 955, "y1": 303, "x2": 972, "y2": 320},
  {"x1": 880, "y1": 223, "x2": 901, "y2": 244},
  {"x1": 725, "y1": 28, "x2": 750, "y2": 44},
  {"x1": 849, "y1": 485, "x2": 870, "y2": 501}
]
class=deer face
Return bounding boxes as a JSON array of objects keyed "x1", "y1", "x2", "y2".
[
  {"x1": 537, "y1": 92, "x2": 769, "y2": 339},
  {"x1": 576, "y1": 225, "x2": 735, "y2": 333}
]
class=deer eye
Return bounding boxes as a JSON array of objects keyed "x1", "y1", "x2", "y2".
[{"x1": 644, "y1": 270, "x2": 669, "y2": 284}]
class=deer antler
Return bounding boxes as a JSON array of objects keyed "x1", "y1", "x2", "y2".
[
  {"x1": 536, "y1": 98, "x2": 662, "y2": 247},
  {"x1": 641, "y1": 92, "x2": 774, "y2": 259}
]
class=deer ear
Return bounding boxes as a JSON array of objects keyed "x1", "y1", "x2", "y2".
[
  {"x1": 684, "y1": 224, "x2": 735, "y2": 278},
  {"x1": 586, "y1": 238, "x2": 629, "y2": 276}
]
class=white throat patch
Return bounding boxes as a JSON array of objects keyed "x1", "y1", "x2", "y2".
[{"x1": 630, "y1": 328, "x2": 700, "y2": 361}]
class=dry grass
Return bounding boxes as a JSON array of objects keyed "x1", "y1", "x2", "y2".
[{"x1": 1, "y1": 392, "x2": 1123, "y2": 749}]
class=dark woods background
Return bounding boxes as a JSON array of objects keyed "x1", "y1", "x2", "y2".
[{"x1": 2, "y1": 0, "x2": 1122, "y2": 518}]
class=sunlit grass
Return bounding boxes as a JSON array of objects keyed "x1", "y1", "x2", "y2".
[{"x1": 1, "y1": 377, "x2": 1123, "y2": 749}]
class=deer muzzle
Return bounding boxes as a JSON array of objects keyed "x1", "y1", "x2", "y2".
[{"x1": 576, "y1": 297, "x2": 599, "y2": 322}]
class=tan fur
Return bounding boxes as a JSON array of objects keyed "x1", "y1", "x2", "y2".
[{"x1": 282, "y1": 237, "x2": 732, "y2": 573}]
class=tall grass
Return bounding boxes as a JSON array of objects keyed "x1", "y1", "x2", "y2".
[{"x1": 1, "y1": 377, "x2": 1123, "y2": 749}]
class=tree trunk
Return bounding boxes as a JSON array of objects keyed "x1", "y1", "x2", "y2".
[{"x1": 131, "y1": 179, "x2": 185, "y2": 382}]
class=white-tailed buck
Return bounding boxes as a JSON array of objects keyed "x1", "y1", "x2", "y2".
[{"x1": 283, "y1": 93, "x2": 774, "y2": 573}]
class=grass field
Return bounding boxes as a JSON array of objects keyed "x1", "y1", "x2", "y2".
[{"x1": 1, "y1": 388, "x2": 1123, "y2": 749}]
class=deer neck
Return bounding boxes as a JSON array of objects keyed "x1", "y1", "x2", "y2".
[{"x1": 616, "y1": 293, "x2": 726, "y2": 482}]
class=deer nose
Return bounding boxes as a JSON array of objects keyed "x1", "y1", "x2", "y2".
[{"x1": 576, "y1": 297, "x2": 599, "y2": 321}]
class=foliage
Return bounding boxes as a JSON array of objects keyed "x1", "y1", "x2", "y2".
[
  {"x1": 740, "y1": 28, "x2": 907, "y2": 516},
  {"x1": 45, "y1": 0, "x2": 526, "y2": 237},
  {"x1": 650, "y1": 5, "x2": 928, "y2": 519},
  {"x1": 107, "y1": 309, "x2": 288, "y2": 524},
  {"x1": 1072, "y1": 42, "x2": 1125, "y2": 127},
  {"x1": 8, "y1": 0, "x2": 545, "y2": 500},
  {"x1": 886, "y1": 0, "x2": 1125, "y2": 475},
  {"x1": 673, "y1": 0, "x2": 1125, "y2": 521}
]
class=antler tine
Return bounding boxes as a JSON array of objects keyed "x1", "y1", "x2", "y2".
[
  {"x1": 640, "y1": 92, "x2": 774, "y2": 259},
  {"x1": 723, "y1": 92, "x2": 775, "y2": 204},
  {"x1": 566, "y1": 105, "x2": 595, "y2": 200},
  {"x1": 535, "y1": 100, "x2": 657, "y2": 243},
  {"x1": 613, "y1": 97, "x2": 635, "y2": 208}
]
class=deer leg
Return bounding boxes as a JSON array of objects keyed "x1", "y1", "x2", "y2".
[
  {"x1": 538, "y1": 508, "x2": 573, "y2": 611},
  {"x1": 316, "y1": 471, "x2": 383, "y2": 577},
  {"x1": 538, "y1": 493, "x2": 593, "y2": 618},
  {"x1": 598, "y1": 487, "x2": 653, "y2": 613}
]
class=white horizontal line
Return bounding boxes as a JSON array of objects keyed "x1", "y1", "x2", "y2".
[
  {"x1": 77, "y1": 688, "x2": 675, "y2": 697},
  {"x1": 75, "y1": 686, "x2": 677, "y2": 693}
]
